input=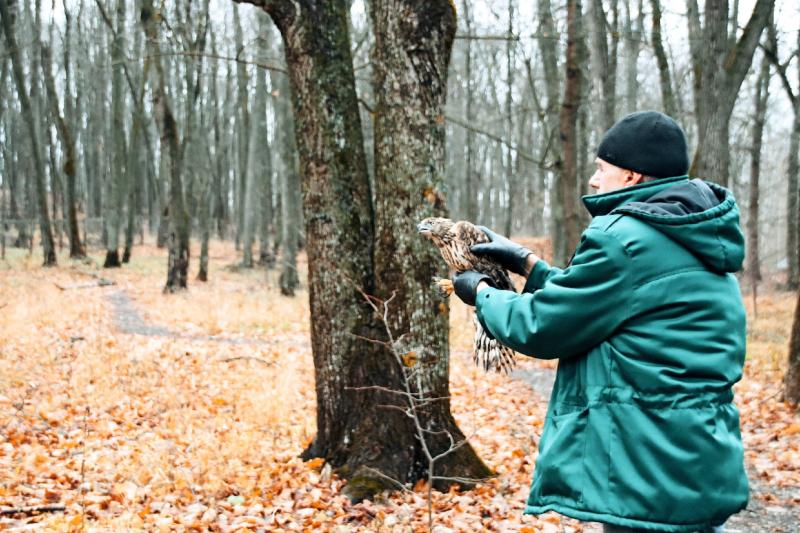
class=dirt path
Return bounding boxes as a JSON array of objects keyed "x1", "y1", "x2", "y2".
[
  {"x1": 106, "y1": 290, "x2": 270, "y2": 345},
  {"x1": 512, "y1": 368, "x2": 800, "y2": 532}
]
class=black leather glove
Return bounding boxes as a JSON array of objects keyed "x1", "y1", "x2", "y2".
[
  {"x1": 452, "y1": 270, "x2": 494, "y2": 306},
  {"x1": 470, "y1": 226, "x2": 533, "y2": 276}
]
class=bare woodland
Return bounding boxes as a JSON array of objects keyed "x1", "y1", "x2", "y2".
[{"x1": 1, "y1": 0, "x2": 800, "y2": 529}]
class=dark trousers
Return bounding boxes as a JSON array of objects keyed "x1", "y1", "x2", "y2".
[{"x1": 603, "y1": 525, "x2": 724, "y2": 533}]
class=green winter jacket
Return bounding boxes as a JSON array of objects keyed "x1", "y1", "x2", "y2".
[{"x1": 475, "y1": 176, "x2": 748, "y2": 532}]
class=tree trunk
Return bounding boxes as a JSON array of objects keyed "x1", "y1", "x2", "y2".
[
  {"x1": 275, "y1": 69, "x2": 300, "y2": 296},
  {"x1": 590, "y1": 0, "x2": 617, "y2": 131},
  {"x1": 234, "y1": 7, "x2": 249, "y2": 251},
  {"x1": 141, "y1": 0, "x2": 191, "y2": 292},
  {"x1": 239, "y1": 0, "x2": 380, "y2": 484},
  {"x1": 557, "y1": 0, "x2": 584, "y2": 264},
  {"x1": 104, "y1": 0, "x2": 126, "y2": 268},
  {"x1": 368, "y1": 0, "x2": 491, "y2": 496},
  {"x1": 240, "y1": 95, "x2": 261, "y2": 268},
  {"x1": 503, "y1": 0, "x2": 515, "y2": 237},
  {"x1": 623, "y1": 0, "x2": 643, "y2": 114},
  {"x1": 786, "y1": 290, "x2": 800, "y2": 405},
  {"x1": 650, "y1": 0, "x2": 676, "y2": 117},
  {"x1": 237, "y1": 0, "x2": 489, "y2": 500},
  {"x1": 687, "y1": 0, "x2": 773, "y2": 185},
  {"x1": 461, "y1": 0, "x2": 477, "y2": 222},
  {"x1": 788, "y1": 108, "x2": 800, "y2": 289},
  {"x1": 123, "y1": 25, "x2": 147, "y2": 264},
  {"x1": 536, "y1": 0, "x2": 566, "y2": 263},
  {"x1": 747, "y1": 52, "x2": 769, "y2": 287},
  {"x1": 41, "y1": 43, "x2": 86, "y2": 259},
  {"x1": 0, "y1": 0, "x2": 57, "y2": 266}
]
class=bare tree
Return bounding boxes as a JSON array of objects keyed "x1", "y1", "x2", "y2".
[
  {"x1": 40, "y1": 42, "x2": 85, "y2": 259},
  {"x1": 104, "y1": 0, "x2": 127, "y2": 268},
  {"x1": 141, "y1": 0, "x2": 207, "y2": 291},
  {"x1": 557, "y1": 0, "x2": 586, "y2": 264},
  {"x1": 764, "y1": 25, "x2": 800, "y2": 289},
  {"x1": 589, "y1": 0, "x2": 618, "y2": 131},
  {"x1": 460, "y1": 0, "x2": 478, "y2": 222},
  {"x1": 234, "y1": 0, "x2": 385, "y2": 496},
  {"x1": 0, "y1": 0, "x2": 56, "y2": 266},
  {"x1": 649, "y1": 0, "x2": 676, "y2": 117},
  {"x1": 275, "y1": 68, "x2": 301, "y2": 296},
  {"x1": 369, "y1": 0, "x2": 491, "y2": 495},
  {"x1": 787, "y1": 290, "x2": 800, "y2": 404},
  {"x1": 746, "y1": 50, "x2": 770, "y2": 307},
  {"x1": 686, "y1": 0, "x2": 773, "y2": 186}
]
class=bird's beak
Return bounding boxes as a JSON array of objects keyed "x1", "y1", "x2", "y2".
[{"x1": 417, "y1": 221, "x2": 432, "y2": 235}]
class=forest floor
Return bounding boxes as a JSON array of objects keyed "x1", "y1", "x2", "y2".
[{"x1": 1, "y1": 239, "x2": 798, "y2": 532}]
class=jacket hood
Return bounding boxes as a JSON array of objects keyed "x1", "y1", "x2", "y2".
[{"x1": 582, "y1": 177, "x2": 744, "y2": 273}]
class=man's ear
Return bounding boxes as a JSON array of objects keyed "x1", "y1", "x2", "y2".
[{"x1": 627, "y1": 171, "x2": 644, "y2": 186}]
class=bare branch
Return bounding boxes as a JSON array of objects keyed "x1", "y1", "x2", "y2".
[
  {"x1": 0, "y1": 505, "x2": 66, "y2": 516},
  {"x1": 219, "y1": 356, "x2": 274, "y2": 366},
  {"x1": 142, "y1": 51, "x2": 287, "y2": 74}
]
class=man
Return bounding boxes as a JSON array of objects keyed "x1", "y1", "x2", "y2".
[{"x1": 453, "y1": 111, "x2": 747, "y2": 533}]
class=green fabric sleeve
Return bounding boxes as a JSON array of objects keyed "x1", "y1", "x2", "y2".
[
  {"x1": 476, "y1": 229, "x2": 633, "y2": 359},
  {"x1": 522, "y1": 259, "x2": 561, "y2": 293}
]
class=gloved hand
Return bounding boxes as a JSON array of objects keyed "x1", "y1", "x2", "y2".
[
  {"x1": 453, "y1": 270, "x2": 494, "y2": 306},
  {"x1": 470, "y1": 226, "x2": 533, "y2": 276}
]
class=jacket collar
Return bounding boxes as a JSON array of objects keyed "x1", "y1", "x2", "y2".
[{"x1": 581, "y1": 175, "x2": 689, "y2": 217}]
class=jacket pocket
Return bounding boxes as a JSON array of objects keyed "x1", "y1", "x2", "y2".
[{"x1": 530, "y1": 406, "x2": 588, "y2": 506}]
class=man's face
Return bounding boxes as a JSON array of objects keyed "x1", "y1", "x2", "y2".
[{"x1": 588, "y1": 157, "x2": 642, "y2": 194}]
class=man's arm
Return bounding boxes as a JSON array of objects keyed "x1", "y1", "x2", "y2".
[{"x1": 475, "y1": 229, "x2": 633, "y2": 359}]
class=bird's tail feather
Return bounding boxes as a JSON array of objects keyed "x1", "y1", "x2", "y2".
[{"x1": 472, "y1": 315, "x2": 516, "y2": 374}]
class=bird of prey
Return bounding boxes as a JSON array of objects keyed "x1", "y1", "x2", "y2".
[{"x1": 417, "y1": 217, "x2": 516, "y2": 373}]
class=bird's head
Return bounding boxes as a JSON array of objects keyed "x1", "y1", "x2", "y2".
[{"x1": 417, "y1": 217, "x2": 455, "y2": 245}]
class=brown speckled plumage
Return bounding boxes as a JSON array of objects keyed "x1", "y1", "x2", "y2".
[{"x1": 418, "y1": 217, "x2": 516, "y2": 373}]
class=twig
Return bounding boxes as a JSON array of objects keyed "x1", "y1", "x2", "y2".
[
  {"x1": 430, "y1": 475, "x2": 494, "y2": 484},
  {"x1": 444, "y1": 114, "x2": 542, "y2": 166},
  {"x1": 54, "y1": 279, "x2": 116, "y2": 291},
  {"x1": 219, "y1": 356, "x2": 274, "y2": 366},
  {"x1": 142, "y1": 51, "x2": 286, "y2": 74},
  {"x1": 79, "y1": 406, "x2": 89, "y2": 531},
  {"x1": 346, "y1": 333, "x2": 391, "y2": 348},
  {"x1": 348, "y1": 283, "x2": 488, "y2": 530},
  {"x1": 360, "y1": 467, "x2": 413, "y2": 494},
  {"x1": 0, "y1": 505, "x2": 66, "y2": 516},
  {"x1": 346, "y1": 385, "x2": 414, "y2": 398}
]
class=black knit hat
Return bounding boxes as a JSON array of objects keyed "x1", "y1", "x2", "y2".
[{"x1": 596, "y1": 111, "x2": 689, "y2": 178}]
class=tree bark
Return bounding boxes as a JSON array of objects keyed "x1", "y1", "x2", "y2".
[
  {"x1": 236, "y1": 0, "x2": 381, "y2": 486},
  {"x1": 503, "y1": 0, "x2": 516, "y2": 237},
  {"x1": 747, "y1": 51, "x2": 769, "y2": 287},
  {"x1": 557, "y1": 0, "x2": 585, "y2": 264},
  {"x1": 623, "y1": 0, "x2": 643, "y2": 114},
  {"x1": 275, "y1": 68, "x2": 300, "y2": 296},
  {"x1": 536, "y1": 0, "x2": 565, "y2": 262},
  {"x1": 104, "y1": 0, "x2": 126, "y2": 268},
  {"x1": 460, "y1": 0, "x2": 477, "y2": 222},
  {"x1": 0, "y1": 0, "x2": 57, "y2": 266},
  {"x1": 236, "y1": 0, "x2": 489, "y2": 500},
  {"x1": 650, "y1": 0, "x2": 676, "y2": 117},
  {"x1": 40, "y1": 43, "x2": 86, "y2": 259},
  {"x1": 233, "y1": 7, "x2": 249, "y2": 251},
  {"x1": 786, "y1": 290, "x2": 800, "y2": 405},
  {"x1": 590, "y1": 0, "x2": 617, "y2": 131},
  {"x1": 687, "y1": 0, "x2": 773, "y2": 186},
  {"x1": 141, "y1": 0, "x2": 191, "y2": 292},
  {"x1": 788, "y1": 108, "x2": 800, "y2": 289},
  {"x1": 369, "y1": 0, "x2": 491, "y2": 496}
]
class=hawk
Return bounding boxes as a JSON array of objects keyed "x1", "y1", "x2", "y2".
[{"x1": 417, "y1": 217, "x2": 516, "y2": 373}]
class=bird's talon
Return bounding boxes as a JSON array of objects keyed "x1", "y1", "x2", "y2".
[{"x1": 434, "y1": 277, "x2": 454, "y2": 297}]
